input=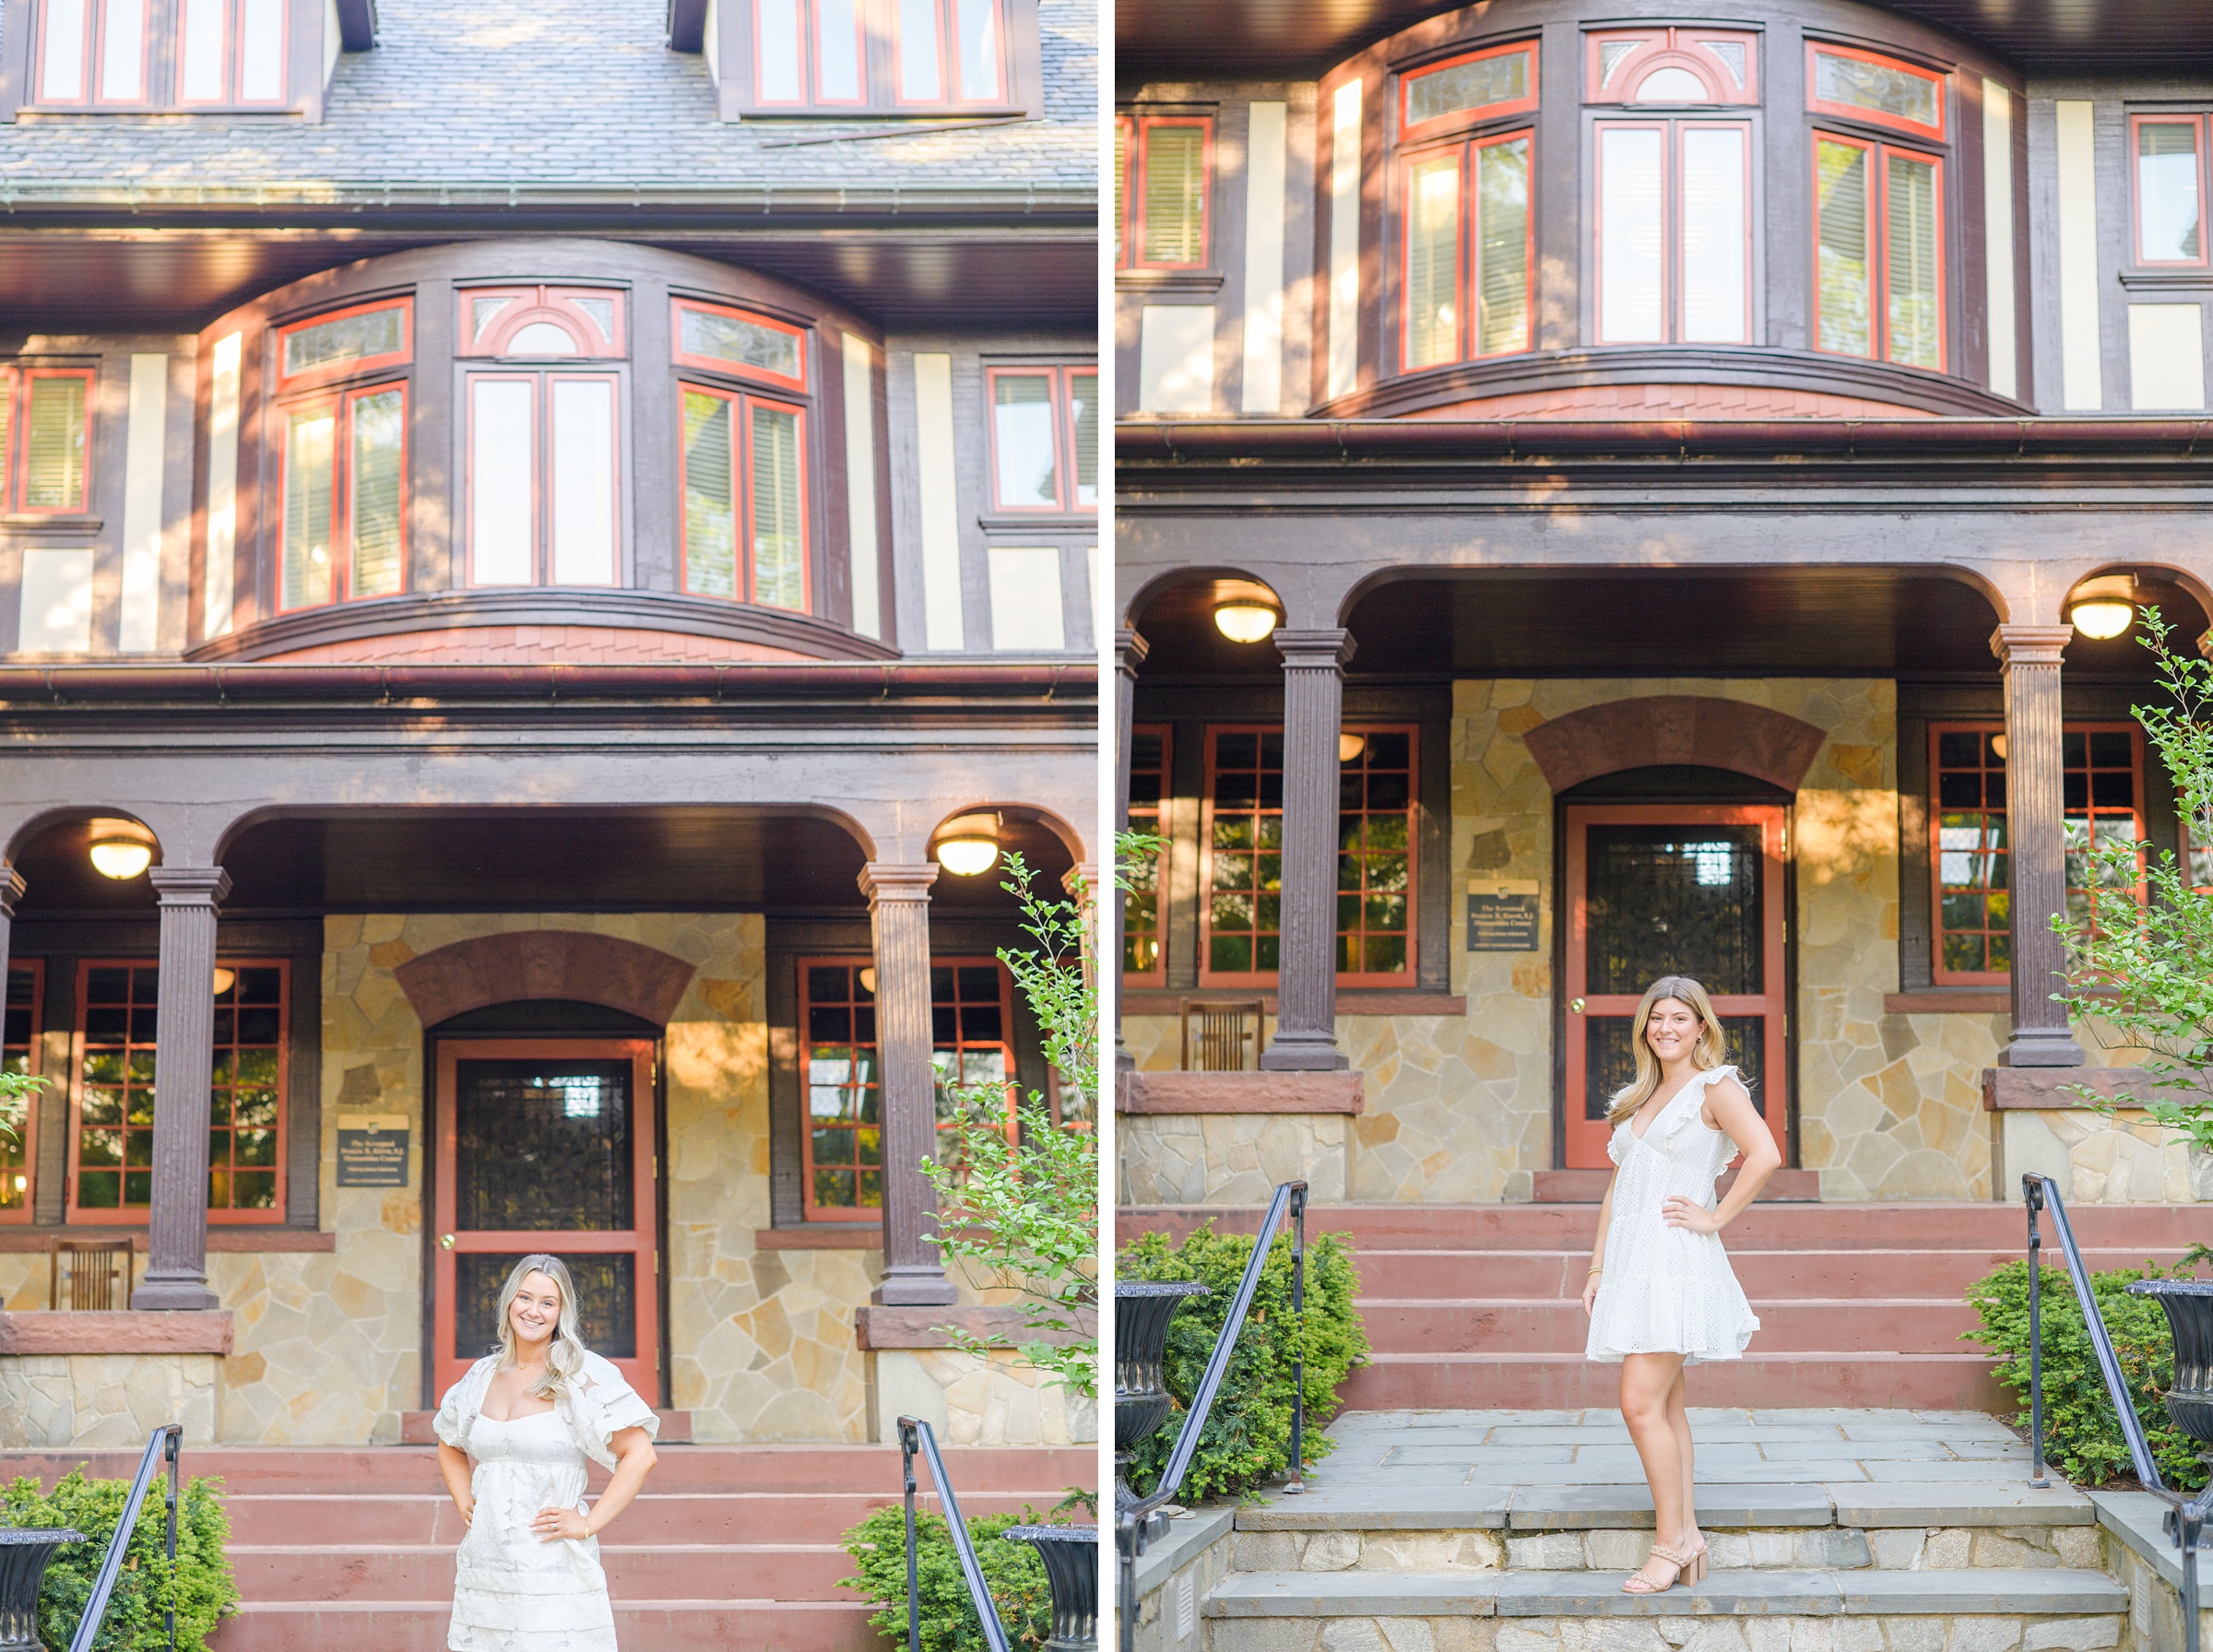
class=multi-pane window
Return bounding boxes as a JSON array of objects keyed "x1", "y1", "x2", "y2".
[
  {"x1": 1116, "y1": 115, "x2": 1212, "y2": 270},
  {"x1": 798, "y1": 957, "x2": 1013, "y2": 1221},
  {"x1": 3, "y1": 963, "x2": 40, "y2": 1220},
  {"x1": 1202, "y1": 725, "x2": 1417, "y2": 985},
  {"x1": 1401, "y1": 41, "x2": 1537, "y2": 141},
  {"x1": 988, "y1": 366, "x2": 1098, "y2": 512},
  {"x1": 744, "y1": 0, "x2": 1012, "y2": 111},
  {"x1": 1813, "y1": 135, "x2": 1943, "y2": 370},
  {"x1": 273, "y1": 301, "x2": 412, "y2": 611},
  {"x1": 0, "y1": 367, "x2": 95, "y2": 514},
  {"x1": 1124, "y1": 726, "x2": 1169, "y2": 980},
  {"x1": 1807, "y1": 42, "x2": 1944, "y2": 142},
  {"x1": 71, "y1": 961, "x2": 289, "y2": 1219},
  {"x1": 2133, "y1": 115, "x2": 2208, "y2": 267},
  {"x1": 1402, "y1": 131, "x2": 1533, "y2": 369},
  {"x1": 1586, "y1": 30, "x2": 1758, "y2": 349},
  {"x1": 175, "y1": 0, "x2": 286, "y2": 105},
  {"x1": 33, "y1": 0, "x2": 283, "y2": 107},
  {"x1": 460, "y1": 289, "x2": 628, "y2": 590},
  {"x1": 675, "y1": 299, "x2": 812, "y2": 611},
  {"x1": 1930, "y1": 726, "x2": 2145, "y2": 984},
  {"x1": 33, "y1": 0, "x2": 151, "y2": 105}
]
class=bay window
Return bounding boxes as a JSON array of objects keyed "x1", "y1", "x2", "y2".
[
  {"x1": 988, "y1": 365, "x2": 1098, "y2": 512},
  {"x1": 0, "y1": 367, "x2": 94, "y2": 513},
  {"x1": 2134, "y1": 115, "x2": 2208, "y2": 267},
  {"x1": 1813, "y1": 134, "x2": 1942, "y2": 369},
  {"x1": 680, "y1": 386, "x2": 807, "y2": 609},
  {"x1": 273, "y1": 299, "x2": 412, "y2": 610},
  {"x1": 1595, "y1": 122, "x2": 1752, "y2": 345},
  {"x1": 1117, "y1": 114, "x2": 1211, "y2": 270},
  {"x1": 1402, "y1": 130, "x2": 1533, "y2": 369}
]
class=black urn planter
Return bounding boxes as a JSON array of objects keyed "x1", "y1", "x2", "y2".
[
  {"x1": 1004, "y1": 1524, "x2": 1099, "y2": 1652},
  {"x1": 1115, "y1": 1280, "x2": 1211, "y2": 1522},
  {"x1": 0, "y1": 1528, "x2": 85, "y2": 1652},
  {"x1": 2128, "y1": 1278, "x2": 2213, "y2": 1446}
]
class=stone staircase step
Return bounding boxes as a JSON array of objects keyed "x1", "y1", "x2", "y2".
[
  {"x1": 226, "y1": 1541, "x2": 861, "y2": 1602},
  {"x1": 1203, "y1": 1565, "x2": 2127, "y2": 1618},
  {"x1": 209, "y1": 1598, "x2": 883, "y2": 1652},
  {"x1": 1340, "y1": 1351, "x2": 2011, "y2": 1411},
  {"x1": 1358, "y1": 1297, "x2": 1978, "y2": 1353}
]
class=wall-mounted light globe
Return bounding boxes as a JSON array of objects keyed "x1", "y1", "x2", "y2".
[
  {"x1": 2066, "y1": 574, "x2": 2139, "y2": 642},
  {"x1": 87, "y1": 820, "x2": 156, "y2": 880},
  {"x1": 1213, "y1": 602, "x2": 1281, "y2": 643},
  {"x1": 212, "y1": 967, "x2": 237, "y2": 996},
  {"x1": 1339, "y1": 733, "x2": 1367, "y2": 762},
  {"x1": 933, "y1": 814, "x2": 1002, "y2": 878},
  {"x1": 858, "y1": 967, "x2": 878, "y2": 995}
]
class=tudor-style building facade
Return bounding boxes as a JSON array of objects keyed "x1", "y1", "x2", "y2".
[
  {"x1": 0, "y1": 0, "x2": 1097, "y2": 1468},
  {"x1": 1115, "y1": 0, "x2": 2213, "y2": 1210}
]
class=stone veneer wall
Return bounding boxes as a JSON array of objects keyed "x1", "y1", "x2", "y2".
[{"x1": 1124, "y1": 678, "x2": 2151, "y2": 1205}]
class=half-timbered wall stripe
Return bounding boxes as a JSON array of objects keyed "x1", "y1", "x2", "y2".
[
  {"x1": 2056, "y1": 100, "x2": 2101, "y2": 410},
  {"x1": 202, "y1": 331, "x2": 243, "y2": 640},
  {"x1": 841, "y1": 330, "x2": 882, "y2": 640},
  {"x1": 120, "y1": 353, "x2": 167, "y2": 653},
  {"x1": 1328, "y1": 77, "x2": 1362, "y2": 399},
  {"x1": 912, "y1": 350, "x2": 964, "y2": 651},
  {"x1": 1983, "y1": 80, "x2": 2017, "y2": 399},
  {"x1": 1243, "y1": 99, "x2": 1287, "y2": 413}
]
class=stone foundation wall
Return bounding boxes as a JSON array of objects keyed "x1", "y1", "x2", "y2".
[
  {"x1": 1994, "y1": 1108, "x2": 2213, "y2": 1205},
  {"x1": 0, "y1": 1351, "x2": 220, "y2": 1447},
  {"x1": 1118, "y1": 1113, "x2": 1349, "y2": 1205},
  {"x1": 872, "y1": 1347, "x2": 1099, "y2": 1447}
]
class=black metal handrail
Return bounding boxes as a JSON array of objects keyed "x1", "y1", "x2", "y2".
[
  {"x1": 2022, "y1": 1173, "x2": 2207, "y2": 1647},
  {"x1": 897, "y1": 1416, "x2": 1012, "y2": 1652},
  {"x1": 1116, "y1": 1178, "x2": 1308, "y2": 1652},
  {"x1": 66, "y1": 1422, "x2": 181, "y2": 1652}
]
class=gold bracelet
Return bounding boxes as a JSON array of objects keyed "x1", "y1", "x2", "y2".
[{"x1": 1587, "y1": 1266, "x2": 1604, "y2": 1276}]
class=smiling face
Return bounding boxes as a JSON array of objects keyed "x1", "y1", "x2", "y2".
[
  {"x1": 506, "y1": 1270, "x2": 563, "y2": 1355},
  {"x1": 1644, "y1": 997, "x2": 1702, "y2": 1065}
]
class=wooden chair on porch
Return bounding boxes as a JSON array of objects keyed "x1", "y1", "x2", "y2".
[
  {"x1": 49, "y1": 1237, "x2": 136, "y2": 1311},
  {"x1": 1180, "y1": 998, "x2": 1267, "y2": 1072}
]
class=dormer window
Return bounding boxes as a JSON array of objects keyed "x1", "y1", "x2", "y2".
[
  {"x1": 33, "y1": 0, "x2": 287, "y2": 109},
  {"x1": 710, "y1": 0, "x2": 1030, "y2": 117},
  {"x1": 175, "y1": 0, "x2": 286, "y2": 106},
  {"x1": 34, "y1": 0, "x2": 151, "y2": 105}
]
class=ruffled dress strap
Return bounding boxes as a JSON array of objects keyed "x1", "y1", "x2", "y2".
[
  {"x1": 558, "y1": 1350, "x2": 659, "y2": 1471},
  {"x1": 432, "y1": 1355, "x2": 499, "y2": 1457},
  {"x1": 1653, "y1": 1064, "x2": 1739, "y2": 1151}
]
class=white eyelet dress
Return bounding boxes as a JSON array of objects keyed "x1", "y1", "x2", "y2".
[
  {"x1": 433, "y1": 1350, "x2": 658, "y2": 1652},
  {"x1": 1584, "y1": 1064, "x2": 1761, "y2": 1365}
]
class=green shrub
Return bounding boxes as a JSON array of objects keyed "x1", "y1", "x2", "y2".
[
  {"x1": 1118, "y1": 1222, "x2": 1368, "y2": 1501},
  {"x1": 1, "y1": 1469, "x2": 238, "y2": 1652},
  {"x1": 841, "y1": 1504, "x2": 1075, "y2": 1652},
  {"x1": 1962, "y1": 1256, "x2": 2208, "y2": 1490}
]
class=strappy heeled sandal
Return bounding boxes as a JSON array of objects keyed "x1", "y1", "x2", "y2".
[
  {"x1": 1622, "y1": 1541, "x2": 1690, "y2": 1594},
  {"x1": 1680, "y1": 1537, "x2": 1709, "y2": 1584}
]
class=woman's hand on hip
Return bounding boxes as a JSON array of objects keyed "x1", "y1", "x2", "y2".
[
  {"x1": 532, "y1": 1506, "x2": 593, "y2": 1542},
  {"x1": 1661, "y1": 1196, "x2": 1721, "y2": 1234}
]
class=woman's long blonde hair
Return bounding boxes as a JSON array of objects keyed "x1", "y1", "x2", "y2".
[
  {"x1": 493, "y1": 1253, "x2": 586, "y2": 1400},
  {"x1": 1604, "y1": 975, "x2": 1734, "y2": 1127}
]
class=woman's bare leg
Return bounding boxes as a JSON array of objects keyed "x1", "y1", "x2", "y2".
[
  {"x1": 1664, "y1": 1363, "x2": 1698, "y2": 1556},
  {"x1": 1619, "y1": 1352, "x2": 1690, "y2": 1585}
]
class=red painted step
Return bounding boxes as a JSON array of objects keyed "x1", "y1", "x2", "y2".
[
  {"x1": 1118, "y1": 1201, "x2": 2195, "y2": 1413},
  {"x1": 227, "y1": 1541, "x2": 861, "y2": 1602},
  {"x1": 212, "y1": 1599, "x2": 882, "y2": 1652}
]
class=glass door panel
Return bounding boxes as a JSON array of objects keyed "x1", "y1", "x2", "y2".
[
  {"x1": 432, "y1": 1039, "x2": 659, "y2": 1401},
  {"x1": 1563, "y1": 806, "x2": 1788, "y2": 1168}
]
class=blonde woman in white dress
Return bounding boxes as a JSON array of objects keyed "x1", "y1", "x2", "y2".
[
  {"x1": 1580, "y1": 975, "x2": 1780, "y2": 1595},
  {"x1": 434, "y1": 1255, "x2": 659, "y2": 1650}
]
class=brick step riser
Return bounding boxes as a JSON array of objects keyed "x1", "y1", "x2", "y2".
[
  {"x1": 1122, "y1": 1204, "x2": 2200, "y2": 1250},
  {"x1": 1350, "y1": 1247, "x2": 2177, "y2": 1300},
  {"x1": 1, "y1": 1446, "x2": 1088, "y2": 1496},
  {"x1": 1337, "y1": 1354, "x2": 2012, "y2": 1412},
  {"x1": 223, "y1": 1491, "x2": 1054, "y2": 1547},
  {"x1": 229, "y1": 1544, "x2": 861, "y2": 1603},
  {"x1": 209, "y1": 1600, "x2": 885, "y2": 1652},
  {"x1": 1357, "y1": 1299, "x2": 1981, "y2": 1355}
]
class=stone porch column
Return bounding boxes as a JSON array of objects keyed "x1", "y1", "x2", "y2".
[
  {"x1": 1992, "y1": 625, "x2": 2086, "y2": 1068},
  {"x1": 862, "y1": 862, "x2": 957, "y2": 1306},
  {"x1": 1262, "y1": 629, "x2": 1355, "y2": 1072},
  {"x1": 1113, "y1": 629, "x2": 1148, "y2": 1072},
  {"x1": 134, "y1": 865, "x2": 231, "y2": 1310}
]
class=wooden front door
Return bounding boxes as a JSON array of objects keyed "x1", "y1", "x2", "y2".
[
  {"x1": 1563, "y1": 806, "x2": 1789, "y2": 1169},
  {"x1": 432, "y1": 1039, "x2": 659, "y2": 1402}
]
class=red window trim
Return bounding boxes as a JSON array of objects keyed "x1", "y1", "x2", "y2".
[
  {"x1": 1123, "y1": 724, "x2": 1171, "y2": 986},
  {"x1": 33, "y1": 0, "x2": 154, "y2": 108},
  {"x1": 669, "y1": 297, "x2": 810, "y2": 393},
  {"x1": 1068, "y1": 366, "x2": 1098, "y2": 511},
  {"x1": 1927, "y1": 721, "x2": 2148, "y2": 986},
  {"x1": 1585, "y1": 28, "x2": 1759, "y2": 107},
  {"x1": 274, "y1": 380, "x2": 410, "y2": 613},
  {"x1": 0, "y1": 364, "x2": 13, "y2": 511},
  {"x1": 172, "y1": 0, "x2": 290, "y2": 108},
  {"x1": 1810, "y1": 132, "x2": 1946, "y2": 372},
  {"x1": 65, "y1": 957, "x2": 290, "y2": 1225},
  {"x1": 2, "y1": 959, "x2": 45, "y2": 1225},
  {"x1": 1122, "y1": 113, "x2": 1214, "y2": 272},
  {"x1": 1199, "y1": 722, "x2": 1420, "y2": 989},
  {"x1": 741, "y1": 389, "x2": 811, "y2": 612},
  {"x1": 2129, "y1": 113, "x2": 2211, "y2": 269},
  {"x1": 795, "y1": 953, "x2": 1016, "y2": 1221},
  {"x1": 1398, "y1": 39, "x2": 1539, "y2": 144},
  {"x1": 984, "y1": 364, "x2": 1095, "y2": 513},
  {"x1": 1114, "y1": 113, "x2": 1136, "y2": 269},
  {"x1": 1398, "y1": 126, "x2": 1536, "y2": 373},
  {"x1": 888, "y1": 0, "x2": 1008, "y2": 110},
  {"x1": 274, "y1": 296, "x2": 415, "y2": 393},
  {"x1": 12, "y1": 367, "x2": 98, "y2": 515},
  {"x1": 458, "y1": 287, "x2": 628, "y2": 361},
  {"x1": 749, "y1": 0, "x2": 871, "y2": 109},
  {"x1": 1805, "y1": 40, "x2": 1946, "y2": 143}
]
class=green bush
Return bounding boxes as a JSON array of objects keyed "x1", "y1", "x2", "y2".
[
  {"x1": 1962, "y1": 1256, "x2": 2208, "y2": 1490},
  {"x1": 1118, "y1": 1222, "x2": 1368, "y2": 1501},
  {"x1": 1, "y1": 1469, "x2": 238, "y2": 1652},
  {"x1": 841, "y1": 1504, "x2": 1076, "y2": 1652}
]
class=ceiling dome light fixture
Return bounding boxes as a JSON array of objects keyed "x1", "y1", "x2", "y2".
[
  {"x1": 933, "y1": 814, "x2": 1002, "y2": 878},
  {"x1": 1340, "y1": 733, "x2": 1367, "y2": 762},
  {"x1": 212, "y1": 967, "x2": 237, "y2": 997},
  {"x1": 2066, "y1": 573, "x2": 2140, "y2": 642},
  {"x1": 1210, "y1": 579, "x2": 1284, "y2": 644},
  {"x1": 87, "y1": 819, "x2": 156, "y2": 881}
]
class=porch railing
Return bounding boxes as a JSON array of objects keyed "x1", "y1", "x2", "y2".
[
  {"x1": 1116, "y1": 1178, "x2": 1308, "y2": 1652},
  {"x1": 897, "y1": 1416, "x2": 1012, "y2": 1652},
  {"x1": 2022, "y1": 1173, "x2": 2207, "y2": 1648},
  {"x1": 67, "y1": 1422, "x2": 181, "y2": 1652}
]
